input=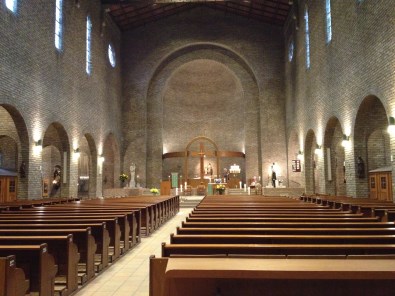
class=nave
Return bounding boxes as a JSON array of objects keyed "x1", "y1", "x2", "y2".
[{"x1": 73, "y1": 207, "x2": 190, "y2": 296}]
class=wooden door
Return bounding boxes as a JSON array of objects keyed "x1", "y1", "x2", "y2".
[
  {"x1": 0, "y1": 177, "x2": 6, "y2": 203},
  {"x1": 378, "y1": 173, "x2": 389, "y2": 201},
  {"x1": 369, "y1": 174, "x2": 377, "y2": 199},
  {"x1": 7, "y1": 177, "x2": 17, "y2": 202}
]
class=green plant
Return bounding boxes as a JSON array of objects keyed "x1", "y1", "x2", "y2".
[
  {"x1": 119, "y1": 173, "x2": 128, "y2": 182},
  {"x1": 215, "y1": 184, "x2": 226, "y2": 193},
  {"x1": 150, "y1": 188, "x2": 159, "y2": 195}
]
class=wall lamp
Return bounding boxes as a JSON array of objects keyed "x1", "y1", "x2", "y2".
[
  {"x1": 33, "y1": 139, "x2": 42, "y2": 155},
  {"x1": 297, "y1": 150, "x2": 304, "y2": 161},
  {"x1": 73, "y1": 148, "x2": 81, "y2": 159},
  {"x1": 388, "y1": 117, "x2": 395, "y2": 134},
  {"x1": 341, "y1": 135, "x2": 350, "y2": 148},
  {"x1": 98, "y1": 155, "x2": 105, "y2": 163},
  {"x1": 314, "y1": 145, "x2": 322, "y2": 155}
]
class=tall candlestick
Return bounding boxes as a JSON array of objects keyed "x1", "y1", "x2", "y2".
[
  {"x1": 248, "y1": 187, "x2": 251, "y2": 195},
  {"x1": 239, "y1": 181, "x2": 242, "y2": 189},
  {"x1": 244, "y1": 184, "x2": 247, "y2": 192}
]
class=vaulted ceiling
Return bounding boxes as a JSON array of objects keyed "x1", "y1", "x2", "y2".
[{"x1": 101, "y1": 0, "x2": 292, "y2": 32}]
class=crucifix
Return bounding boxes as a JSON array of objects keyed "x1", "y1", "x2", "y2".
[
  {"x1": 198, "y1": 142, "x2": 205, "y2": 181},
  {"x1": 184, "y1": 139, "x2": 218, "y2": 184}
]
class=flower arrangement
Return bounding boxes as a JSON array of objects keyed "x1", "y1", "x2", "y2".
[
  {"x1": 150, "y1": 188, "x2": 159, "y2": 195},
  {"x1": 119, "y1": 173, "x2": 129, "y2": 182},
  {"x1": 215, "y1": 184, "x2": 226, "y2": 194}
]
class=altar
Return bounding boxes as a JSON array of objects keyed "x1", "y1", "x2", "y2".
[{"x1": 103, "y1": 187, "x2": 143, "y2": 198}]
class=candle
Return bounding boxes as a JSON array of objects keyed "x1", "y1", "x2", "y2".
[
  {"x1": 244, "y1": 184, "x2": 247, "y2": 192},
  {"x1": 180, "y1": 185, "x2": 183, "y2": 192},
  {"x1": 248, "y1": 187, "x2": 251, "y2": 195},
  {"x1": 239, "y1": 181, "x2": 242, "y2": 189},
  {"x1": 175, "y1": 188, "x2": 178, "y2": 195},
  {"x1": 184, "y1": 182, "x2": 187, "y2": 188}
]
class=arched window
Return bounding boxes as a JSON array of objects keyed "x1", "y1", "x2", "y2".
[
  {"x1": 304, "y1": 6, "x2": 310, "y2": 69},
  {"x1": 325, "y1": 0, "x2": 332, "y2": 44},
  {"x1": 86, "y1": 16, "x2": 92, "y2": 75},
  {"x1": 55, "y1": 0, "x2": 63, "y2": 51},
  {"x1": 5, "y1": 0, "x2": 17, "y2": 13},
  {"x1": 108, "y1": 44, "x2": 116, "y2": 68}
]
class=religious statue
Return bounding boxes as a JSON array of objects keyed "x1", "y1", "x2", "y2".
[
  {"x1": 50, "y1": 165, "x2": 61, "y2": 197},
  {"x1": 357, "y1": 157, "x2": 365, "y2": 179},
  {"x1": 206, "y1": 163, "x2": 213, "y2": 176},
  {"x1": 129, "y1": 163, "x2": 136, "y2": 188},
  {"x1": 19, "y1": 161, "x2": 26, "y2": 178}
]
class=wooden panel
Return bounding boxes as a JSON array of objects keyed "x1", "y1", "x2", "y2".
[
  {"x1": 7, "y1": 177, "x2": 17, "y2": 202},
  {"x1": 160, "y1": 181, "x2": 171, "y2": 195},
  {"x1": 0, "y1": 177, "x2": 6, "y2": 203},
  {"x1": 369, "y1": 173, "x2": 378, "y2": 199}
]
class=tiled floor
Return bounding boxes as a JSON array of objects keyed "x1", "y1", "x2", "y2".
[{"x1": 74, "y1": 207, "x2": 193, "y2": 296}]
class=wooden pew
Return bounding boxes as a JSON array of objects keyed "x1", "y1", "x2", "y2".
[
  {"x1": 78, "y1": 201, "x2": 157, "y2": 235},
  {"x1": 185, "y1": 216, "x2": 381, "y2": 223},
  {"x1": 8, "y1": 209, "x2": 137, "y2": 249},
  {"x1": 150, "y1": 256, "x2": 395, "y2": 296},
  {"x1": 181, "y1": 221, "x2": 395, "y2": 228},
  {"x1": 161, "y1": 242, "x2": 395, "y2": 257},
  {"x1": 0, "y1": 222, "x2": 109, "y2": 269},
  {"x1": 176, "y1": 227, "x2": 395, "y2": 236},
  {"x1": 0, "y1": 228, "x2": 96, "y2": 281},
  {"x1": 0, "y1": 216, "x2": 121, "y2": 261},
  {"x1": 48, "y1": 203, "x2": 148, "y2": 238},
  {"x1": 188, "y1": 212, "x2": 364, "y2": 218},
  {"x1": 0, "y1": 255, "x2": 29, "y2": 296},
  {"x1": 0, "y1": 235, "x2": 79, "y2": 296},
  {"x1": 0, "y1": 244, "x2": 57, "y2": 296},
  {"x1": 19, "y1": 206, "x2": 140, "y2": 245},
  {"x1": 170, "y1": 233, "x2": 395, "y2": 245}
]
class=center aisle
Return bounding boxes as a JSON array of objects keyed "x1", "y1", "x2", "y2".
[{"x1": 74, "y1": 207, "x2": 192, "y2": 296}]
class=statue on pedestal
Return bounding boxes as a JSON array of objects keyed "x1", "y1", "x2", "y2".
[{"x1": 129, "y1": 163, "x2": 136, "y2": 188}]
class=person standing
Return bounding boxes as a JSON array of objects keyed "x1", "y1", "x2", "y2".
[{"x1": 271, "y1": 163, "x2": 277, "y2": 188}]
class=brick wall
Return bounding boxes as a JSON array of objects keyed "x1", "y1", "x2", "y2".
[
  {"x1": 122, "y1": 7, "x2": 286, "y2": 188},
  {"x1": 0, "y1": 0, "x2": 122, "y2": 198},
  {"x1": 285, "y1": 0, "x2": 395, "y2": 198}
]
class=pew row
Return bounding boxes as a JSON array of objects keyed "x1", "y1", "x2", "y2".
[
  {"x1": 0, "y1": 244, "x2": 57, "y2": 296},
  {"x1": 0, "y1": 235, "x2": 79, "y2": 296},
  {"x1": 150, "y1": 256, "x2": 395, "y2": 296},
  {"x1": 0, "y1": 255, "x2": 29, "y2": 296}
]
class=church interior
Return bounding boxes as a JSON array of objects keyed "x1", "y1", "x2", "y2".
[{"x1": 1, "y1": 0, "x2": 395, "y2": 295}]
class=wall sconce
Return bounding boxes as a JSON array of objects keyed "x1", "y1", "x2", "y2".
[
  {"x1": 341, "y1": 135, "x2": 350, "y2": 148},
  {"x1": 388, "y1": 117, "x2": 395, "y2": 134},
  {"x1": 73, "y1": 148, "x2": 81, "y2": 159},
  {"x1": 314, "y1": 145, "x2": 322, "y2": 155},
  {"x1": 98, "y1": 155, "x2": 105, "y2": 163},
  {"x1": 297, "y1": 150, "x2": 304, "y2": 161},
  {"x1": 33, "y1": 139, "x2": 42, "y2": 155}
]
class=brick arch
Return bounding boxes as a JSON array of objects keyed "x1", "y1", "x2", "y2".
[
  {"x1": 145, "y1": 43, "x2": 260, "y2": 187},
  {"x1": 102, "y1": 133, "x2": 121, "y2": 190},
  {"x1": 0, "y1": 104, "x2": 30, "y2": 199},
  {"x1": 78, "y1": 133, "x2": 97, "y2": 198},
  {"x1": 354, "y1": 95, "x2": 389, "y2": 197},
  {"x1": 42, "y1": 122, "x2": 71, "y2": 198},
  {"x1": 324, "y1": 116, "x2": 346, "y2": 196},
  {"x1": 304, "y1": 129, "x2": 318, "y2": 194}
]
